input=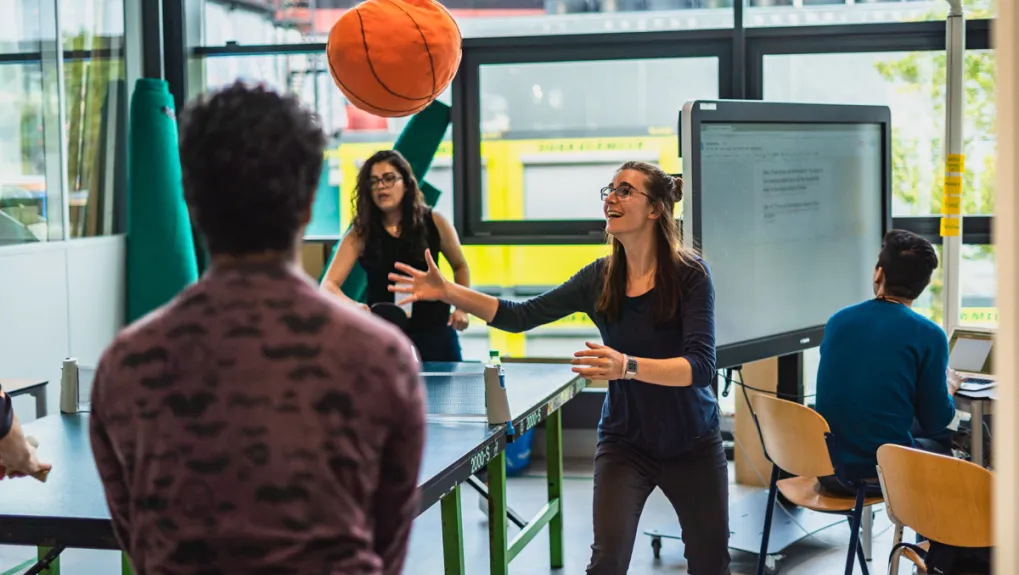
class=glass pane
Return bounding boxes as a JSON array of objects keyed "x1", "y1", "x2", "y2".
[
  {"x1": 63, "y1": 0, "x2": 127, "y2": 238},
  {"x1": 746, "y1": 0, "x2": 993, "y2": 27},
  {"x1": 0, "y1": 60, "x2": 50, "y2": 244},
  {"x1": 911, "y1": 243, "x2": 995, "y2": 327},
  {"x1": 1, "y1": 0, "x2": 44, "y2": 52},
  {"x1": 198, "y1": 54, "x2": 458, "y2": 242},
  {"x1": 763, "y1": 50, "x2": 995, "y2": 217},
  {"x1": 0, "y1": 0, "x2": 56, "y2": 244},
  {"x1": 200, "y1": 0, "x2": 734, "y2": 44},
  {"x1": 479, "y1": 57, "x2": 717, "y2": 221},
  {"x1": 961, "y1": 244, "x2": 996, "y2": 327}
]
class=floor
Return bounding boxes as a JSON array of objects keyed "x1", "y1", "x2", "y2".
[{"x1": 0, "y1": 459, "x2": 908, "y2": 574}]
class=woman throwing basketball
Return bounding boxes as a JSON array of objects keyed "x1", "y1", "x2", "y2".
[
  {"x1": 389, "y1": 161, "x2": 730, "y2": 575},
  {"x1": 321, "y1": 149, "x2": 472, "y2": 362}
]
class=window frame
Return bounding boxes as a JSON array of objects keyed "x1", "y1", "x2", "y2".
[
  {"x1": 745, "y1": 18, "x2": 994, "y2": 248},
  {"x1": 454, "y1": 30, "x2": 735, "y2": 245}
]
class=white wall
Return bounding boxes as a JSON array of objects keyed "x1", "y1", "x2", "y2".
[{"x1": 0, "y1": 235, "x2": 125, "y2": 419}]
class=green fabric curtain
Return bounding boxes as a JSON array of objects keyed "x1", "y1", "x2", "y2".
[{"x1": 126, "y1": 78, "x2": 199, "y2": 323}]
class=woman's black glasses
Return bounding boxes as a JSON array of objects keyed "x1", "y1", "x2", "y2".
[
  {"x1": 600, "y1": 184, "x2": 647, "y2": 200},
  {"x1": 370, "y1": 172, "x2": 403, "y2": 190}
]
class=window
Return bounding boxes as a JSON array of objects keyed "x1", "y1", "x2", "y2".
[
  {"x1": 746, "y1": 0, "x2": 975, "y2": 28},
  {"x1": 197, "y1": 0, "x2": 735, "y2": 45},
  {"x1": 0, "y1": 0, "x2": 61, "y2": 245},
  {"x1": 904, "y1": 243, "x2": 995, "y2": 328},
  {"x1": 763, "y1": 50, "x2": 995, "y2": 218},
  {"x1": 196, "y1": 53, "x2": 460, "y2": 239},
  {"x1": 0, "y1": 61, "x2": 50, "y2": 245},
  {"x1": 461, "y1": 55, "x2": 719, "y2": 242},
  {"x1": 62, "y1": 0, "x2": 127, "y2": 238}
]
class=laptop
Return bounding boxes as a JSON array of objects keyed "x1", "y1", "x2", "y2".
[{"x1": 948, "y1": 327, "x2": 996, "y2": 391}]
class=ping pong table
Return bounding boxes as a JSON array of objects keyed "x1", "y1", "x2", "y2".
[{"x1": 0, "y1": 360, "x2": 586, "y2": 575}]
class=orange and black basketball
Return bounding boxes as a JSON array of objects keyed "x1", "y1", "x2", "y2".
[{"x1": 326, "y1": 0, "x2": 462, "y2": 118}]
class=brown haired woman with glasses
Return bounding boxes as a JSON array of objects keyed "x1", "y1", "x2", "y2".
[
  {"x1": 389, "y1": 161, "x2": 730, "y2": 574},
  {"x1": 321, "y1": 149, "x2": 472, "y2": 362}
]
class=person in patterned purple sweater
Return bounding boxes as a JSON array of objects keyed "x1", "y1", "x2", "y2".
[{"x1": 89, "y1": 82, "x2": 425, "y2": 575}]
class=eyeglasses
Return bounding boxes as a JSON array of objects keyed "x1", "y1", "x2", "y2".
[
  {"x1": 600, "y1": 184, "x2": 649, "y2": 201},
  {"x1": 370, "y1": 172, "x2": 403, "y2": 190}
]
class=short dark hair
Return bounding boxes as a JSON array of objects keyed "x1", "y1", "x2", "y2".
[
  {"x1": 877, "y1": 229, "x2": 938, "y2": 300},
  {"x1": 179, "y1": 81, "x2": 326, "y2": 256}
]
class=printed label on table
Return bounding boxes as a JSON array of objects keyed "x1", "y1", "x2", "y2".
[
  {"x1": 545, "y1": 388, "x2": 572, "y2": 415},
  {"x1": 946, "y1": 154, "x2": 966, "y2": 173},
  {"x1": 522, "y1": 410, "x2": 541, "y2": 433},
  {"x1": 470, "y1": 443, "x2": 496, "y2": 474},
  {"x1": 940, "y1": 217, "x2": 961, "y2": 237},
  {"x1": 941, "y1": 194, "x2": 962, "y2": 215}
]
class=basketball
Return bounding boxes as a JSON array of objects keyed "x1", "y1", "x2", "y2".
[{"x1": 326, "y1": 0, "x2": 462, "y2": 118}]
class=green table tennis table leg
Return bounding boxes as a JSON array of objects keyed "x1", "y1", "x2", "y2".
[
  {"x1": 37, "y1": 547, "x2": 57, "y2": 575},
  {"x1": 546, "y1": 409, "x2": 565, "y2": 568},
  {"x1": 440, "y1": 485, "x2": 466, "y2": 575},
  {"x1": 122, "y1": 552, "x2": 134, "y2": 575},
  {"x1": 488, "y1": 450, "x2": 509, "y2": 575}
]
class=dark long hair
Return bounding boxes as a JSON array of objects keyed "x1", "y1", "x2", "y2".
[
  {"x1": 352, "y1": 150, "x2": 430, "y2": 261},
  {"x1": 595, "y1": 161, "x2": 703, "y2": 324}
]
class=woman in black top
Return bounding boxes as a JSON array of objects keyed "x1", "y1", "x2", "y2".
[
  {"x1": 389, "y1": 161, "x2": 730, "y2": 574},
  {"x1": 321, "y1": 150, "x2": 472, "y2": 361}
]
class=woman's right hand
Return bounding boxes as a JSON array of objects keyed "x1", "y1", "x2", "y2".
[{"x1": 389, "y1": 249, "x2": 449, "y2": 304}]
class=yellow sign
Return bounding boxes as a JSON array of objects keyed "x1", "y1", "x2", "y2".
[
  {"x1": 940, "y1": 216, "x2": 961, "y2": 237},
  {"x1": 941, "y1": 194, "x2": 961, "y2": 215},
  {"x1": 946, "y1": 154, "x2": 966, "y2": 173},
  {"x1": 944, "y1": 175, "x2": 963, "y2": 196}
]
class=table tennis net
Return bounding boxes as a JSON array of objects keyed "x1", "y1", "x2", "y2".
[{"x1": 421, "y1": 371, "x2": 488, "y2": 418}]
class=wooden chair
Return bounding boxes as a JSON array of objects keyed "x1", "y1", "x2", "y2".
[
  {"x1": 751, "y1": 394, "x2": 884, "y2": 575},
  {"x1": 876, "y1": 444, "x2": 992, "y2": 575}
]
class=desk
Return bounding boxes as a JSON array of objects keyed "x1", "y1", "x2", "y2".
[
  {"x1": 0, "y1": 362, "x2": 585, "y2": 575},
  {"x1": 954, "y1": 390, "x2": 995, "y2": 468},
  {"x1": 1, "y1": 378, "x2": 48, "y2": 418}
]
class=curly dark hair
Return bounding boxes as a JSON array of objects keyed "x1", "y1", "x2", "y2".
[
  {"x1": 877, "y1": 229, "x2": 939, "y2": 300},
  {"x1": 178, "y1": 81, "x2": 326, "y2": 256},
  {"x1": 351, "y1": 150, "x2": 429, "y2": 261}
]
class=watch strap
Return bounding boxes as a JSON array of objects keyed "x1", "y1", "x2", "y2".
[{"x1": 622, "y1": 355, "x2": 638, "y2": 380}]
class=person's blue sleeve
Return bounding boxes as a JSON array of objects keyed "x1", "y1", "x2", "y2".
[
  {"x1": 915, "y1": 328, "x2": 956, "y2": 433},
  {"x1": 681, "y1": 262, "x2": 717, "y2": 388},
  {"x1": 489, "y1": 262, "x2": 597, "y2": 333}
]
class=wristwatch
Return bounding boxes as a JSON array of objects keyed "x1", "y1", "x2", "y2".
[{"x1": 622, "y1": 355, "x2": 639, "y2": 380}]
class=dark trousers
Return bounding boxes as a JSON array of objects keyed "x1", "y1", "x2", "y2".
[
  {"x1": 587, "y1": 434, "x2": 731, "y2": 575},
  {"x1": 408, "y1": 325, "x2": 463, "y2": 362}
]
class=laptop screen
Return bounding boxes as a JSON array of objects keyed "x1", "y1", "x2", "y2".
[{"x1": 949, "y1": 331, "x2": 994, "y2": 375}]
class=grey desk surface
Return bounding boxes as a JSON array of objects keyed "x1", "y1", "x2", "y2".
[{"x1": 1, "y1": 378, "x2": 47, "y2": 393}]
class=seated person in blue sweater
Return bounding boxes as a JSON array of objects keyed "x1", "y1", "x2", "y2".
[
  {"x1": 816, "y1": 229, "x2": 962, "y2": 495},
  {"x1": 389, "y1": 161, "x2": 730, "y2": 575}
]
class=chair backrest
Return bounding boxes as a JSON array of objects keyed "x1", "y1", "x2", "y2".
[
  {"x1": 876, "y1": 444, "x2": 992, "y2": 548},
  {"x1": 749, "y1": 394, "x2": 835, "y2": 479}
]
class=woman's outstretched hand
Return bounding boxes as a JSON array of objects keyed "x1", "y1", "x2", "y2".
[
  {"x1": 571, "y1": 342, "x2": 625, "y2": 380},
  {"x1": 389, "y1": 249, "x2": 449, "y2": 305}
]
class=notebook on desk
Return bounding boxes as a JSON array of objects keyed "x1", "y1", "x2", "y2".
[{"x1": 948, "y1": 327, "x2": 996, "y2": 392}]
